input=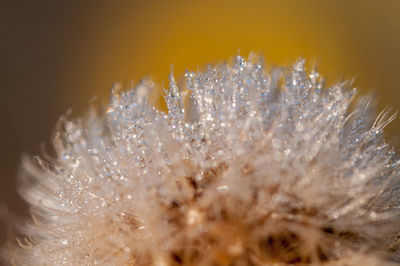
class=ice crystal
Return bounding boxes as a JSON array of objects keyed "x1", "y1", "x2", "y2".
[{"x1": 3, "y1": 54, "x2": 400, "y2": 265}]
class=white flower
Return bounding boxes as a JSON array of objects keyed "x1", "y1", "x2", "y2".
[{"x1": 4, "y1": 54, "x2": 400, "y2": 265}]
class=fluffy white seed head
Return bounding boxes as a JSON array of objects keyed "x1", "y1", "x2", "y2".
[{"x1": 3, "y1": 54, "x2": 400, "y2": 265}]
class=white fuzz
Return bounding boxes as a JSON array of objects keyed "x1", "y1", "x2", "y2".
[{"x1": 3, "y1": 54, "x2": 400, "y2": 265}]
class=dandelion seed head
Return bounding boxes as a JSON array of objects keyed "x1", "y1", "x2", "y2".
[{"x1": 3, "y1": 54, "x2": 400, "y2": 265}]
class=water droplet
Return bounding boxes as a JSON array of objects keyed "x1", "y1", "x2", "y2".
[
  {"x1": 62, "y1": 153, "x2": 70, "y2": 161},
  {"x1": 72, "y1": 158, "x2": 80, "y2": 168},
  {"x1": 217, "y1": 185, "x2": 229, "y2": 192}
]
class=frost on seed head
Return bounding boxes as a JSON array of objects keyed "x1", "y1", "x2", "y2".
[{"x1": 3, "y1": 54, "x2": 400, "y2": 265}]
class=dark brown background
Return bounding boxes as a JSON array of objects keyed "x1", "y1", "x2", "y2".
[{"x1": 1, "y1": 0, "x2": 400, "y2": 249}]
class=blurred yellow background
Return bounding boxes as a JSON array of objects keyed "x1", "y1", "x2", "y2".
[{"x1": 1, "y1": 0, "x2": 400, "y2": 245}]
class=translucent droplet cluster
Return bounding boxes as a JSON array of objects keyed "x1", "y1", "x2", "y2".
[{"x1": 4, "y1": 54, "x2": 400, "y2": 265}]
